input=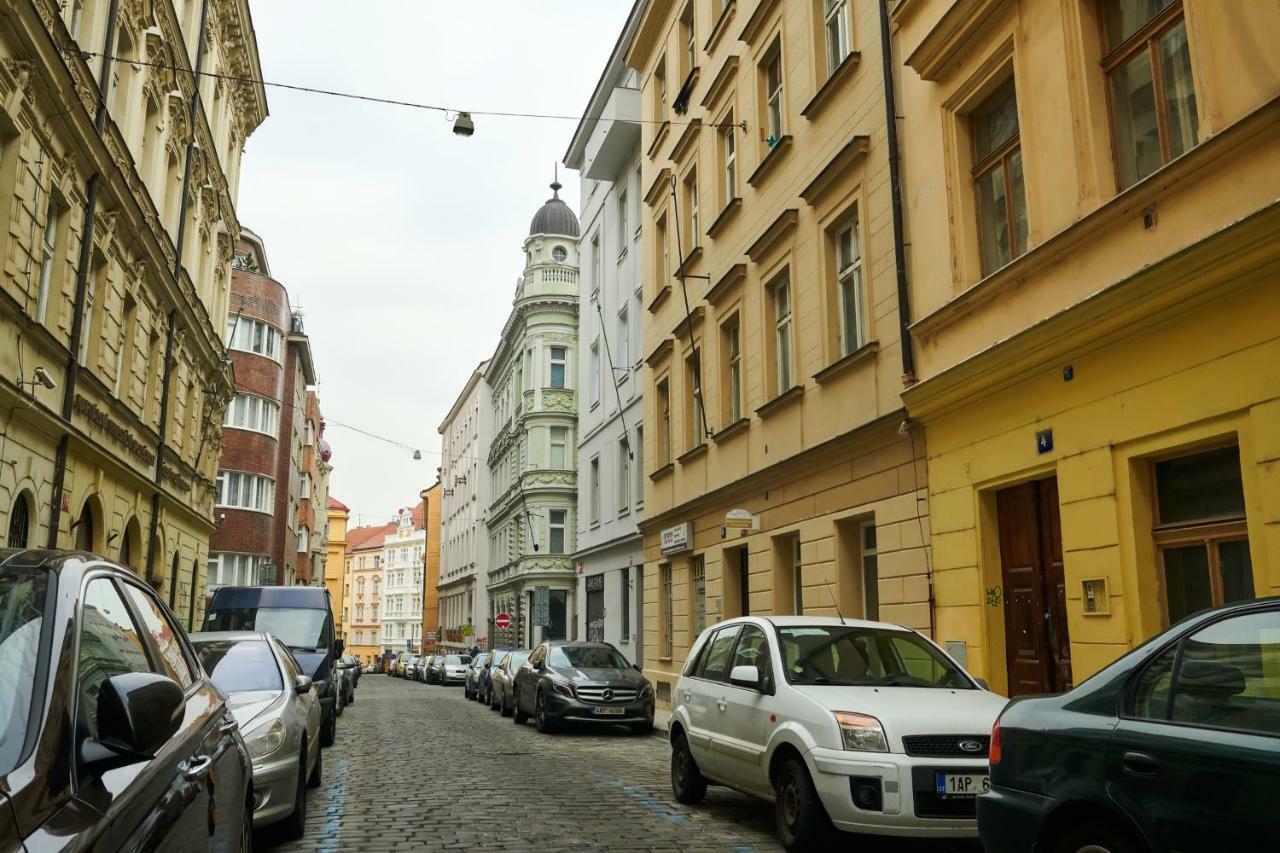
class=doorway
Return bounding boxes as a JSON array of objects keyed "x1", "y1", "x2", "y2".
[
  {"x1": 997, "y1": 477, "x2": 1072, "y2": 695},
  {"x1": 585, "y1": 574, "x2": 605, "y2": 642}
]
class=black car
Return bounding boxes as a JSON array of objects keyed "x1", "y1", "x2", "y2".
[
  {"x1": 0, "y1": 550, "x2": 254, "y2": 850},
  {"x1": 979, "y1": 597, "x2": 1279, "y2": 853},
  {"x1": 512, "y1": 641, "x2": 654, "y2": 734}
]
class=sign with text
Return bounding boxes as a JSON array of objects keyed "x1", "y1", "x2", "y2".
[
  {"x1": 495, "y1": 612, "x2": 512, "y2": 630},
  {"x1": 660, "y1": 522, "x2": 693, "y2": 555}
]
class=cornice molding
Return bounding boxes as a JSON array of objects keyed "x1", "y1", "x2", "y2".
[
  {"x1": 800, "y1": 134, "x2": 870, "y2": 204},
  {"x1": 745, "y1": 208, "x2": 799, "y2": 261}
]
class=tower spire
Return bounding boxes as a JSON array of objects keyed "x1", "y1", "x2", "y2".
[{"x1": 551, "y1": 163, "x2": 561, "y2": 197}]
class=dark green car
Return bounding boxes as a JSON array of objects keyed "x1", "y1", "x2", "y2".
[{"x1": 979, "y1": 597, "x2": 1278, "y2": 853}]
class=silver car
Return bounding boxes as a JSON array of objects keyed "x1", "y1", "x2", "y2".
[
  {"x1": 489, "y1": 649, "x2": 531, "y2": 715},
  {"x1": 192, "y1": 631, "x2": 322, "y2": 839}
]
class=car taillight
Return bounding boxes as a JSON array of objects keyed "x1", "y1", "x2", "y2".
[{"x1": 989, "y1": 715, "x2": 1002, "y2": 766}]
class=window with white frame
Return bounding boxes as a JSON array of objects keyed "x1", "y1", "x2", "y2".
[
  {"x1": 684, "y1": 170, "x2": 699, "y2": 249},
  {"x1": 550, "y1": 426, "x2": 568, "y2": 469},
  {"x1": 617, "y1": 189, "x2": 629, "y2": 253},
  {"x1": 772, "y1": 273, "x2": 795, "y2": 393},
  {"x1": 618, "y1": 438, "x2": 632, "y2": 512},
  {"x1": 298, "y1": 526, "x2": 310, "y2": 552},
  {"x1": 634, "y1": 424, "x2": 645, "y2": 506},
  {"x1": 824, "y1": 0, "x2": 852, "y2": 76},
  {"x1": 591, "y1": 233, "x2": 601, "y2": 294},
  {"x1": 208, "y1": 553, "x2": 265, "y2": 588},
  {"x1": 836, "y1": 212, "x2": 865, "y2": 356},
  {"x1": 214, "y1": 471, "x2": 275, "y2": 512},
  {"x1": 617, "y1": 305, "x2": 630, "y2": 377},
  {"x1": 548, "y1": 509, "x2": 567, "y2": 554},
  {"x1": 724, "y1": 316, "x2": 742, "y2": 422},
  {"x1": 35, "y1": 197, "x2": 61, "y2": 324},
  {"x1": 589, "y1": 339, "x2": 601, "y2": 406},
  {"x1": 722, "y1": 115, "x2": 737, "y2": 203},
  {"x1": 590, "y1": 457, "x2": 601, "y2": 525},
  {"x1": 764, "y1": 47, "x2": 784, "y2": 144},
  {"x1": 224, "y1": 393, "x2": 281, "y2": 435},
  {"x1": 549, "y1": 346, "x2": 567, "y2": 389},
  {"x1": 225, "y1": 316, "x2": 282, "y2": 361}
]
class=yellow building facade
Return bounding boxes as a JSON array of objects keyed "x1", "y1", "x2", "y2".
[
  {"x1": 326, "y1": 497, "x2": 349, "y2": 641},
  {"x1": 896, "y1": 0, "x2": 1280, "y2": 695},
  {"x1": 627, "y1": 0, "x2": 930, "y2": 706},
  {"x1": 345, "y1": 521, "x2": 390, "y2": 666},
  {"x1": 420, "y1": 483, "x2": 441, "y2": 654},
  {"x1": 0, "y1": 0, "x2": 265, "y2": 627}
]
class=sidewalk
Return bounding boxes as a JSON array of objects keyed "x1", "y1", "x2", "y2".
[{"x1": 653, "y1": 706, "x2": 671, "y2": 736}]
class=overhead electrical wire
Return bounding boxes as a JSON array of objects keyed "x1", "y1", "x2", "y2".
[{"x1": 70, "y1": 49, "x2": 746, "y2": 131}]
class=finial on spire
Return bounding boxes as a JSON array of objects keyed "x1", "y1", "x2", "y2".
[{"x1": 551, "y1": 163, "x2": 561, "y2": 197}]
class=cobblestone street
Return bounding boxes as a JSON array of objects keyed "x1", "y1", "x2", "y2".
[{"x1": 260, "y1": 675, "x2": 982, "y2": 852}]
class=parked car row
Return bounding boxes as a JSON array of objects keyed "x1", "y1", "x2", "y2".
[
  {"x1": 0, "y1": 550, "x2": 362, "y2": 852},
  {"x1": 666, "y1": 599, "x2": 1280, "y2": 853}
]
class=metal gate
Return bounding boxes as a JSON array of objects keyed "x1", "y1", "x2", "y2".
[{"x1": 586, "y1": 573, "x2": 605, "y2": 642}]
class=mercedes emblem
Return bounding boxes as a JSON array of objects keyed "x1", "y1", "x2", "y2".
[{"x1": 602, "y1": 688, "x2": 614, "y2": 702}]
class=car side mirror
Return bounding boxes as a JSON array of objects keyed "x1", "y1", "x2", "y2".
[
  {"x1": 535, "y1": 659, "x2": 545, "y2": 671},
  {"x1": 633, "y1": 664, "x2": 642, "y2": 672},
  {"x1": 974, "y1": 677, "x2": 990, "y2": 691},
  {"x1": 334, "y1": 639, "x2": 345, "y2": 657},
  {"x1": 87, "y1": 672, "x2": 185, "y2": 766},
  {"x1": 729, "y1": 665, "x2": 760, "y2": 690},
  {"x1": 295, "y1": 675, "x2": 314, "y2": 695}
]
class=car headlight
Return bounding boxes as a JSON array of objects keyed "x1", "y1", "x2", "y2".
[
  {"x1": 834, "y1": 712, "x2": 888, "y2": 752},
  {"x1": 639, "y1": 683, "x2": 654, "y2": 698},
  {"x1": 245, "y1": 718, "x2": 286, "y2": 760},
  {"x1": 550, "y1": 680, "x2": 575, "y2": 698}
]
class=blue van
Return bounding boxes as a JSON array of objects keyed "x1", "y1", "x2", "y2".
[{"x1": 203, "y1": 586, "x2": 342, "y2": 746}]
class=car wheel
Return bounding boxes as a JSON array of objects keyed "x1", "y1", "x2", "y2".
[
  {"x1": 774, "y1": 756, "x2": 830, "y2": 852},
  {"x1": 238, "y1": 794, "x2": 254, "y2": 852},
  {"x1": 306, "y1": 739, "x2": 322, "y2": 789},
  {"x1": 671, "y1": 731, "x2": 708, "y2": 804},
  {"x1": 534, "y1": 689, "x2": 558, "y2": 734},
  {"x1": 489, "y1": 690, "x2": 499, "y2": 711},
  {"x1": 320, "y1": 712, "x2": 336, "y2": 748},
  {"x1": 1052, "y1": 820, "x2": 1139, "y2": 853},
  {"x1": 501, "y1": 692, "x2": 514, "y2": 717},
  {"x1": 513, "y1": 689, "x2": 529, "y2": 724},
  {"x1": 347, "y1": 687, "x2": 355, "y2": 705},
  {"x1": 283, "y1": 752, "x2": 307, "y2": 840}
]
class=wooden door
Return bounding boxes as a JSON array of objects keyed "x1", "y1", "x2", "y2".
[{"x1": 997, "y1": 478, "x2": 1072, "y2": 696}]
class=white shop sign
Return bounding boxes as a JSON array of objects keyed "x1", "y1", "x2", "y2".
[{"x1": 660, "y1": 522, "x2": 693, "y2": 555}]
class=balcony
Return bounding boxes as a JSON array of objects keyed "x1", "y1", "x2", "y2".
[{"x1": 584, "y1": 86, "x2": 641, "y2": 181}]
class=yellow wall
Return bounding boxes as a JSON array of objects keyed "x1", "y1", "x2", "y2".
[
  {"x1": 325, "y1": 506, "x2": 348, "y2": 639},
  {"x1": 896, "y1": 0, "x2": 1280, "y2": 690},
  {"x1": 345, "y1": 539, "x2": 386, "y2": 666},
  {"x1": 421, "y1": 484, "x2": 442, "y2": 653}
]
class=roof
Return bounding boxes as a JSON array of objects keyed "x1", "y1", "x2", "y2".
[
  {"x1": 326, "y1": 496, "x2": 349, "y2": 511},
  {"x1": 346, "y1": 523, "x2": 394, "y2": 553},
  {"x1": 529, "y1": 182, "x2": 580, "y2": 238}
]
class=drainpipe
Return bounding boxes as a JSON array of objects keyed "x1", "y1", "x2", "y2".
[
  {"x1": 47, "y1": 0, "x2": 122, "y2": 549},
  {"x1": 878, "y1": 0, "x2": 915, "y2": 383},
  {"x1": 147, "y1": 0, "x2": 211, "y2": 598}
]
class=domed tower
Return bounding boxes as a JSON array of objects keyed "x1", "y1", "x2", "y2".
[{"x1": 522, "y1": 181, "x2": 581, "y2": 292}]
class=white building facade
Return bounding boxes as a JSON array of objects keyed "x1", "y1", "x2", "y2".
[
  {"x1": 379, "y1": 507, "x2": 425, "y2": 654},
  {"x1": 564, "y1": 6, "x2": 646, "y2": 665},
  {"x1": 437, "y1": 361, "x2": 492, "y2": 653},
  {"x1": 485, "y1": 185, "x2": 581, "y2": 650}
]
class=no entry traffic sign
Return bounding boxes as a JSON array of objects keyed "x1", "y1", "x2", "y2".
[{"x1": 495, "y1": 612, "x2": 512, "y2": 629}]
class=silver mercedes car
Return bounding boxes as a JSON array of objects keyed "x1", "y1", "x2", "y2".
[{"x1": 192, "y1": 631, "x2": 322, "y2": 839}]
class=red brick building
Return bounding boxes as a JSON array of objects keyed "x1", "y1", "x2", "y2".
[{"x1": 209, "y1": 228, "x2": 321, "y2": 589}]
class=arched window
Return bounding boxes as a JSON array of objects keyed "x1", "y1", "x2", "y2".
[
  {"x1": 74, "y1": 501, "x2": 95, "y2": 551},
  {"x1": 119, "y1": 517, "x2": 142, "y2": 570},
  {"x1": 7, "y1": 492, "x2": 32, "y2": 548}
]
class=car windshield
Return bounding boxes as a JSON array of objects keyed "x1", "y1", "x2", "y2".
[
  {"x1": 550, "y1": 645, "x2": 630, "y2": 669},
  {"x1": 204, "y1": 607, "x2": 327, "y2": 650},
  {"x1": 505, "y1": 652, "x2": 529, "y2": 670},
  {"x1": 0, "y1": 565, "x2": 52, "y2": 776},
  {"x1": 777, "y1": 626, "x2": 973, "y2": 689},
  {"x1": 472, "y1": 655, "x2": 488, "y2": 667},
  {"x1": 194, "y1": 639, "x2": 283, "y2": 693},
  {"x1": 445, "y1": 655, "x2": 470, "y2": 665}
]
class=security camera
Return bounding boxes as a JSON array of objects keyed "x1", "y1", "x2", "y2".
[
  {"x1": 34, "y1": 367, "x2": 56, "y2": 390},
  {"x1": 452, "y1": 112, "x2": 475, "y2": 137}
]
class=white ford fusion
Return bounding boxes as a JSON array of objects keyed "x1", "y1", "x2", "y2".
[{"x1": 669, "y1": 616, "x2": 1007, "y2": 851}]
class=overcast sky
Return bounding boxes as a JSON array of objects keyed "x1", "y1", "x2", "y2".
[{"x1": 237, "y1": 1, "x2": 630, "y2": 527}]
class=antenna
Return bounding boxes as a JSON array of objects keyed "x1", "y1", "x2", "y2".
[{"x1": 824, "y1": 581, "x2": 847, "y2": 626}]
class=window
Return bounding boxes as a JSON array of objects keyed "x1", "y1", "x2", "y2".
[
  {"x1": 1104, "y1": 0, "x2": 1197, "y2": 189},
  {"x1": 6, "y1": 493, "x2": 31, "y2": 549},
  {"x1": 835, "y1": 212, "x2": 865, "y2": 356},
  {"x1": 1154, "y1": 445, "x2": 1253, "y2": 624},
  {"x1": 824, "y1": 0, "x2": 852, "y2": 75},
  {"x1": 549, "y1": 426, "x2": 568, "y2": 469},
  {"x1": 729, "y1": 623, "x2": 770, "y2": 680},
  {"x1": 208, "y1": 553, "x2": 266, "y2": 588},
  {"x1": 971, "y1": 77, "x2": 1027, "y2": 276},
  {"x1": 214, "y1": 471, "x2": 275, "y2": 512},
  {"x1": 691, "y1": 556, "x2": 706, "y2": 638},
  {"x1": 224, "y1": 393, "x2": 281, "y2": 435},
  {"x1": 68, "y1": 0, "x2": 84, "y2": 39},
  {"x1": 617, "y1": 189, "x2": 629, "y2": 252},
  {"x1": 656, "y1": 378, "x2": 671, "y2": 466},
  {"x1": 680, "y1": 3, "x2": 696, "y2": 78},
  {"x1": 589, "y1": 340, "x2": 601, "y2": 406},
  {"x1": 621, "y1": 565, "x2": 631, "y2": 641},
  {"x1": 77, "y1": 268, "x2": 96, "y2": 366},
  {"x1": 552, "y1": 245, "x2": 568, "y2": 262},
  {"x1": 78, "y1": 579, "x2": 153, "y2": 739},
  {"x1": 656, "y1": 212, "x2": 670, "y2": 288},
  {"x1": 549, "y1": 346, "x2": 567, "y2": 389},
  {"x1": 861, "y1": 520, "x2": 879, "y2": 620},
  {"x1": 548, "y1": 509, "x2": 567, "y2": 554},
  {"x1": 298, "y1": 526, "x2": 310, "y2": 552},
  {"x1": 617, "y1": 305, "x2": 630, "y2": 375},
  {"x1": 618, "y1": 438, "x2": 632, "y2": 512},
  {"x1": 684, "y1": 170, "x2": 699, "y2": 249},
  {"x1": 721, "y1": 315, "x2": 742, "y2": 422},
  {"x1": 225, "y1": 316, "x2": 282, "y2": 361},
  {"x1": 1131, "y1": 610, "x2": 1279, "y2": 737},
  {"x1": 764, "y1": 47, "x2": 784, "y2": 145},
  {"x1": 771, "y1": 272, "x2": 795, "y2": 394},
  {"x1": 654, "y1": 56, "x2": 668, "y2": 121},
  {"x1": 660, "y1": 563, "x2": 674, "y2": 658},
  {"x1": 35, "y1": 197, "x2": 62, "y2": 324},
  {"x1": 121, "y1": 583, "x2": 195, "y2": 689},
  {"x1": 685, "y1": 349, "x2": 704, "y2": 450},
  {"x1": 304, "y1": 420, "x2": 315, "y2": 446},
  {"x1": 634, "y1": 425, "x2": 645, "y2": 505},
  {"x1": 590, "y1": 233, "x2": 601, "y2": 294},
  {"x1": 722, "y1": 113, "x2": 738, "y2": 203},
  {"x1": 589, "y1": 457, "x2": 601, "y2": 525},
  {"x1": 696, "y1": 625, "x2": 739, "y2": 680}
]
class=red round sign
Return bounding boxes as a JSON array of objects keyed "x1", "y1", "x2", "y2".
[{"x1": 495, "y1": 613, "x2": 512, "y2": 629}]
